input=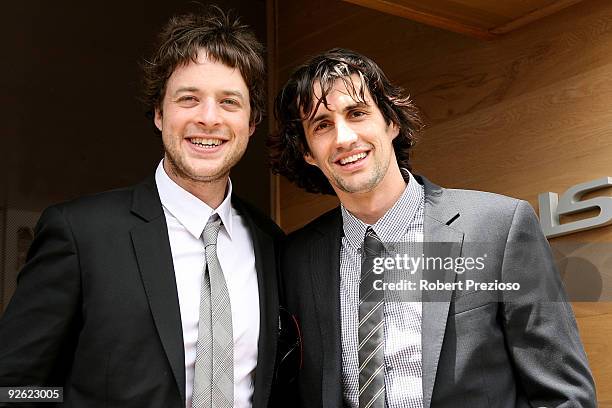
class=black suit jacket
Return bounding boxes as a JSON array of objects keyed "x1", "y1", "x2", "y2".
[
  {"x1": 0, "y1": 176, "x2": 284, "y2": 407},
  {"x1": 281, "y1": 176, "x2": 595, "y2": 408}
]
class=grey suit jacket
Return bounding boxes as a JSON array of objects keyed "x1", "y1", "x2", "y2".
[{"x1": 281, "y1": 175, "x2": 596, "y2": 408}]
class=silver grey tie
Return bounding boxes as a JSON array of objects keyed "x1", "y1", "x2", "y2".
[
  {"x1": 192, "y1": 216, "x2": 234, "y2": 408},
  {"x1": 359, "y1": 227, "x2": 386, "y2": 408}
]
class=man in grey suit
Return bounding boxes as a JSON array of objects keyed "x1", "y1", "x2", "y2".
[{"x1": 268, "y1": 48, "x2": 596, "y2": 407}]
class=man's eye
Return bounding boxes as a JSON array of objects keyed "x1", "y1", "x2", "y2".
[
  {"x1": 221, "y1": 99, "x2": 239, "y2": 106},
  {"x1": 350, "y1": 110, "x2": 366, "y2": 118},
  {"x1": 315, "y1": 122, "x2": 330, "y2": 132},
  {"x1": 177, "y1": 96, "x2": 198, "y2": 103}
]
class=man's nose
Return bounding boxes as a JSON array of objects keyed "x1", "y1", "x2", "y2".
[
  {"x1": 335, "y1": 120, "x2": 358, "y2": 147},
  {"x1": 198, "y1": 99, "x2": 222, "y2": 127}
]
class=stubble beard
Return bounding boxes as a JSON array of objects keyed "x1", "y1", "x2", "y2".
[
  {"x1": 331, "y1": 153, "x2": 389, "y2": 194},
  {"x1": 164, "y1": 150, "x2": 231, "y2": 185},
  {"x1": 163, "y1": 135, "x2": 246, "y2": 185}
]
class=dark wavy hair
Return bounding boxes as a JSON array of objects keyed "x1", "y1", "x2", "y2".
[
  {"x1": 141, "y1": 5, "x2": 265, "y2": 131},
  {"x1": 269, "y1": 48, "x2": 422, "y2": 195}
]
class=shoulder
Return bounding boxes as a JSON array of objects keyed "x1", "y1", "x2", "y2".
[
  {"x1": 46, "y1": 184, "x2": 139, "y2": 222},
  {"x1": 285, "y1": 206, "x2": 341, "y2": 248},
  {"x1": 55, "y1": 185, "x2": 136, "y2": 214},
  {"x1": 439, "y1": 188, "x2": 542, "y2": 244},
  {"x1": 441, "y1": 187, "x2": 522, "y2": 217},
  {"x1": 421, "y1": 176, "x2": 538, "y2": 240},
  {"x1": 418, "y1": 174, "x2": 525, "y2": 223},
  {"x1": 39, "y1": 181, "x2": 151, "y2": 237},
  {"x1": 232, "y1": 196, "x2": 284, "y2": 240}
]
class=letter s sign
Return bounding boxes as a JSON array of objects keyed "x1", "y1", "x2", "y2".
[{"x1": 538, "y1": 177, "x2": 612, "y2": 238}]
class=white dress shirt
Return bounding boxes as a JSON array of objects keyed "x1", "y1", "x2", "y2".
[{"x1": 155, "y1": 161, "x2": 260, "y2": 408}]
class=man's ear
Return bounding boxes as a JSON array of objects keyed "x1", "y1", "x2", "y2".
[
  {"x1": 389, "y1": 121, "x2": 400, "y2": 140},
  {"x1": 304, "y1": 151, "x2": 317, "y2": 167},
  {"x1": 154, "y1": 108, "x2": 163, "y2": 132},
  {"x1": 249, "y1": 123, "x2": 256, "y2": 137}
]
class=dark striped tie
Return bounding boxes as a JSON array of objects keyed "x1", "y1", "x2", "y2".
[{"x1": 359, "y1": 227, "x2": 386, "y2": 408}]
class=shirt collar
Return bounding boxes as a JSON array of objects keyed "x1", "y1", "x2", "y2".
[
  {"x1": 155, "y1": 160, "x2": 234, "y2": 240},
  {"x1": 341, "y1": 170, "x2": 424, "y2": 249}
]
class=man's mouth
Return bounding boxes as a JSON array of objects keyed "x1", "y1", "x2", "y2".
[
  {"x1": 188, "y1": 137, "x2": 225, "y2": 148},
  {"x1": 337, "y1": 151, "x2": 368, "y2": 166}
]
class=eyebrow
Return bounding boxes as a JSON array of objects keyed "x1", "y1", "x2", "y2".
[
  {"x1": 173, "y1": 87, "x2": 199, "y2": 96},
  {"x1": 305, "y1": 101, "x2": 370, "y2": 129}
]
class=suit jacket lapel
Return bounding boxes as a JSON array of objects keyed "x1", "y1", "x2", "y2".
[
  {"x1": 309, "y1": 210, "x2": 344, "y2": 408},
  {"x1": 129, "y1": 177, "x2": 186, "y2": 404},
  {"x1": 232, "y1": 198, "x2": 279, "y2": 408},
  {"x1": 418, "y1": 176, "x2": 464, "y2": 408}
]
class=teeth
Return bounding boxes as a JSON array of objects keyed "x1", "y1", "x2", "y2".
[
  {"x1": 191, "y1": 138, "x2": 223, "y2": 147},
  {"x1": 339, "y1": 152, "x2": 367, "y2": 165}
]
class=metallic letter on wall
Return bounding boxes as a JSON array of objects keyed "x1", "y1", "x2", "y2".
[{"x1": 538, "y1": 177, "x2": 612, "y2": 238}]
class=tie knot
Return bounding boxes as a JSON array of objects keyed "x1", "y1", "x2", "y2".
[
  {"x1": 363, "y1": 226, "x2": 385, "y2": 256},
  {"x1": 365, "y1": 226, "x2": 376, "y2": 238},
  {"x1": 203, "y1": 215, "x2": 222, "y2": 247}
]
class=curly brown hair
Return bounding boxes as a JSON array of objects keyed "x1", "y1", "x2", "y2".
[
  {"x1": 141, "y1": 5, "x2": 265, "y2": 130},
  {"x1": 269, "y1": 48, "x2": 422, "y2": 195}
]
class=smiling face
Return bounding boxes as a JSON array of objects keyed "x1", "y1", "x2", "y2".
[
  {"x1": 154, "y1": 52, "x2": 254, "y2": 188},
  {"x1": 301, "y1": 75, "x2": 400, "y2": 196}
]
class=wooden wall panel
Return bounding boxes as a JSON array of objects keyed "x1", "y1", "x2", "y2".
[
  {"x1": 275, "y1": 0, "x2": 612, "y2": 403},
  {"x1": 574, "y1": 302, "x2": 612, "y2": 406},
  {"x1": 343, "y1": 0, "x2": 585, "y2": 38}
]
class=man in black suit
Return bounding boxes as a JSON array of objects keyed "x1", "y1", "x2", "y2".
[
  {"x1": 0, "y1": 7, "x2": 282, "y2": 408},
  {"x1": 269, "y1": 49, "x2": 596, "y2": 407}
]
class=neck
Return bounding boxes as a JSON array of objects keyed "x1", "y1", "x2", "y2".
[
  {"x1": 163, "y1": 160, "x2": 228, "y2": 209},
  {"x1": 337, "y1": 163, "x2": 407, "y2": 225}
]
